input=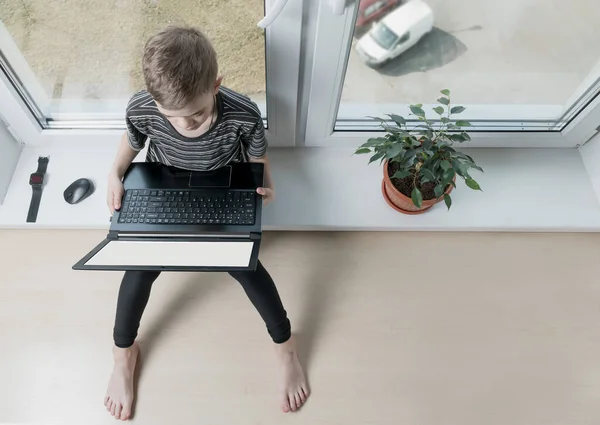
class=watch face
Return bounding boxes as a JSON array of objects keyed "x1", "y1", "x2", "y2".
[{"x1": 30, "y1": 173, "x2": 43, "y2": 185}]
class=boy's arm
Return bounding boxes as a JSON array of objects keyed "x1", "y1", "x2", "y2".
[
  {"x1": 110, "y1": 132, "x2": 140, "y2": 179},
  {"x1": 249, "y1": 155, "x2": 275, "y2": 205},
  {"x1": 106, "y1": 132, "x2": 140, "y2": 213},
  {"x1": 244, "y1": 114, "x2": 274, "y2": 203}
]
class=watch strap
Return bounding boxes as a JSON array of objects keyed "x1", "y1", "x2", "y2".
[
  {"x1": 27, "y1": 186, "x2": 43, "y2": 223},
  {"x1": 36, "y1": 156, "x2": 49, "y2": 174},
  {"x1": 27, "y1": 156, "x2": 49, "y2": 223}
]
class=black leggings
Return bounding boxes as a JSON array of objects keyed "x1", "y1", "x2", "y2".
[{"x1": 113, "y1": 261, "x2": 291, "y2": 348}]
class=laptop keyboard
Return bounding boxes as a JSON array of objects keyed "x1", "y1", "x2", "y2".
[{"x1": 118, "y1": 189, "x2": 256, "y2": 225}]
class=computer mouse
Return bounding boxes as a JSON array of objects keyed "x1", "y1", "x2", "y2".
[{"x1": 64, "y1": 178, "x2": 95, "y2": 204}]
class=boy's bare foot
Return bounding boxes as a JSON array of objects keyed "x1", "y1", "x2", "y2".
[
  {"x1": 275, "y1": 336, "x2": 309, "y2": 413},
  {"x1": 104, "y1": 343, "x2": 138, "y2": 421}
]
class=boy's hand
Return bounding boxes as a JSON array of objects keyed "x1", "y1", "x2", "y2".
[
  {"x1": 107, "y1": 172, "x2": 125, "y2": 215},
  {"x1": 256, "y1": 187, "x2": 275, "y2": 206}
]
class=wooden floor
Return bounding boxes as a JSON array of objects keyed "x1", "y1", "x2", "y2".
[{"x1": 1, "y1": 230, "x2": 600, "y2": 424}]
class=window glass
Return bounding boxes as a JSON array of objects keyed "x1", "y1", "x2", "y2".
[
  {"x1": 339, "y1": 0, "x2": 600, "y2": 131},
  {"x1": 0, "y1": 0, "x2": 266, "y2": 126},
  {"x1": 398, "y1": 32, "x2": 410, "y2": 44},
  {"x1": 370, "y1": 23, "x2": 399, "y2": 50}
]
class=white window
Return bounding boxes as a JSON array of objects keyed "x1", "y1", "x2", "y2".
[
  {"x1": 304, "y1": 0, "x2": 600, "y2": 147},
  {"x1": 2, "y1": 0, "x2": 600, "y2": 149},
  {"x1": 0, "y1": 0, "x2": 301, "y2": 146}
]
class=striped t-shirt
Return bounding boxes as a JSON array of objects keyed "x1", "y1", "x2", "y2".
[{"x1": 125, "y1": 87, "x2": 267, "y2": 171}]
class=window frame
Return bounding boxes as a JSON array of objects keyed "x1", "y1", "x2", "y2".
[
  {"x1": 3, "y1": 0, "x2": 600, "y2": 150},
  {"x1": 302, "y1": 0, "x2": 600, "y2": 148},
  {"x1": 0, "y1": 0, "x2": 302, "y2": 148}
]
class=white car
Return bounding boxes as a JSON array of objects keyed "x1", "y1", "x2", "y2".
[{"x1": 356, "y1": 0, "x2": 434, "y2": 67}]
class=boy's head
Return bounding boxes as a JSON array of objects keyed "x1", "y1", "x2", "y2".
[{"x1": 142, "y1": 26, "x2": 222, "y2": 132}]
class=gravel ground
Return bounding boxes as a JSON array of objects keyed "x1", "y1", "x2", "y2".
[{"x1": 342, "y1": 0, "x2": 600, "y2": 106}]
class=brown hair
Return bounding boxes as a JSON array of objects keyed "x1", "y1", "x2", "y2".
[{"x1": 142, "y1": 26, "x2": 218, "y2": 110}]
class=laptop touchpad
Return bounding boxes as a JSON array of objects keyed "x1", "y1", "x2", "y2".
[{"x1": 189, "y1": 166, "x2": 232, "y2": 188}]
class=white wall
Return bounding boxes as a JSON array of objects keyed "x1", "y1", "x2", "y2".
[
  {"x1": 580, "y1": 131, "x2": 600, "y2": 207},
  {"x1": 0, "y1": 117, "x2": 22, "y2": 204}
]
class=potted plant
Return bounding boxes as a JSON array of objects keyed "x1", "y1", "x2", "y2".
[{"x1": 355, "y1": 89, "x2": 484, "y2": 214}]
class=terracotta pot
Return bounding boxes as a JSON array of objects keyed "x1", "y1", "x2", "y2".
[{"x1": 381, "y1": 160, "x2": 454, "y2": 215}]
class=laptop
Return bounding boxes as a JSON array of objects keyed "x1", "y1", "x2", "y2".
[{"x1": 73, "y1": 161, "x2": 264, "y2": 272}]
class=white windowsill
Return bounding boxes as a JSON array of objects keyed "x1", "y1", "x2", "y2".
[{"x1": 1, "y1": 141, "x2": 599, "y2": 231}]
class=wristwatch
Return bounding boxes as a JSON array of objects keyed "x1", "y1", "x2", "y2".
[{"x1": 27, "y1": 156, "x2": 49, "y2": 223}]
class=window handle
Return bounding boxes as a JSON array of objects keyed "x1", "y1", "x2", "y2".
[
  {"x1": 331, "y1": 0, "x2": 346, "y2": 15},
  {"x1": 257, "y1": 0, "x2": 291, "y2": 28}
]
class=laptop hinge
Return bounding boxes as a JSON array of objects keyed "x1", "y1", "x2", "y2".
[{"x1": 117, "y1": 233, "x2": 250, "y2": 239}]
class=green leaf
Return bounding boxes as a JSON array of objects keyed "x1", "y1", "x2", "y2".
[
  {"x1": 441, "y1": 117, "x2": 450, "y2": 123},
  {"x1": 433, "y1": 106, "x2": 445, "y2": 115},
  {"x1": 455, "y1": 151, "x2": 475, "y2": 162},
  {"x1": 452, "y1": 162, "x2": 464, "y2": 177},
  {"x1": 361, "y1": 137, "x2": 388, "y2": 147},
  {"x1": 411, "y1": 187, "x2": 423, "y2": 208},
  {"x1": 440, "y1": 160, "x2": 451, "y2": 171},
  {"x1": 465, "y1": 178, "x2": 482, "y2": 191},
  {"x1": 404, "y1": 149, "x2": 416, "y2": 161},
  {"x1": 388, "y1": 114, "x2": 406, "y2": 126},
  {"x1": 392, "y1": 170, "x2": 411, "y2": 179},
  {"x1": 455, "y1": 120, "x2": 472, "y2": 127},
  {"x1": 444, "y1": 194, "x2": 452, "y2": 210},
  {"x1": 420, "y1": 168, "x2": 436, "y2": 181},
  {"x1": 369, "y1": 151, "x2": 385, "y2": 164},
  {"x1": 410, "y1": 105, "x2": 426, "y2": 117},
  {"x1": 450, "y1": 134, "x2": 466, "y2": 142},
  {"x1": 434, "y1": 184, "x2": 444, "y2": 198},
  {"x1": 461, "y1": 132, "x2": 471, "y2": 141},
  {"x1": 450, "y1": 106, "x2": 465, "y2": 114},
  {"x1": 438, "y1": 97, "x2": 450, "y2": 105},
  {"x1": 355, "y1": 148, "x2": 371, "y2": 154},
  {"x1": 415, "y1": 103, "x2": 423, "y2": 108},
  {"x1": 440, "y1": 89, "x2": 450, "y2": 96},
  {"x1": 386, "y1": 144, "x2": 404, "y2": 159},
  {"x1": 455, "y1": 161, "x2": 471, "y2": 177},
  {"x1": 443, "y1": 168, "x2": 455, "y2": 182}
]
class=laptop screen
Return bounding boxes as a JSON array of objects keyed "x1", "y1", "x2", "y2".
[{"x1": 84, "y1": 240, "x2": 254, "y2": 268}]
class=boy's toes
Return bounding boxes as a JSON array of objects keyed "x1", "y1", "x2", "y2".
[
  {"x1": 295, "y1": 393, "x2": 303, "y2": 408},
  {"x1": 289, "y1": 394, "x2": 298, "y2": 411},
  {"x1": 120, "y1": 405, "x2": 132, "y2": 421},
  {"x1": 281, "y1": 394, "x2": 291, "y2": 413},
  {"x1": 114, "y1": 404, "x2": 122, "y2": 419},
  {"x1": 302, "y1": 386, "x2": 310, "y2": 398}
]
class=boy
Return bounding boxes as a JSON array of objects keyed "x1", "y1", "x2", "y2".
[{"x1": 103, "y1": 26, "x2": 309, "y2": 421}]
